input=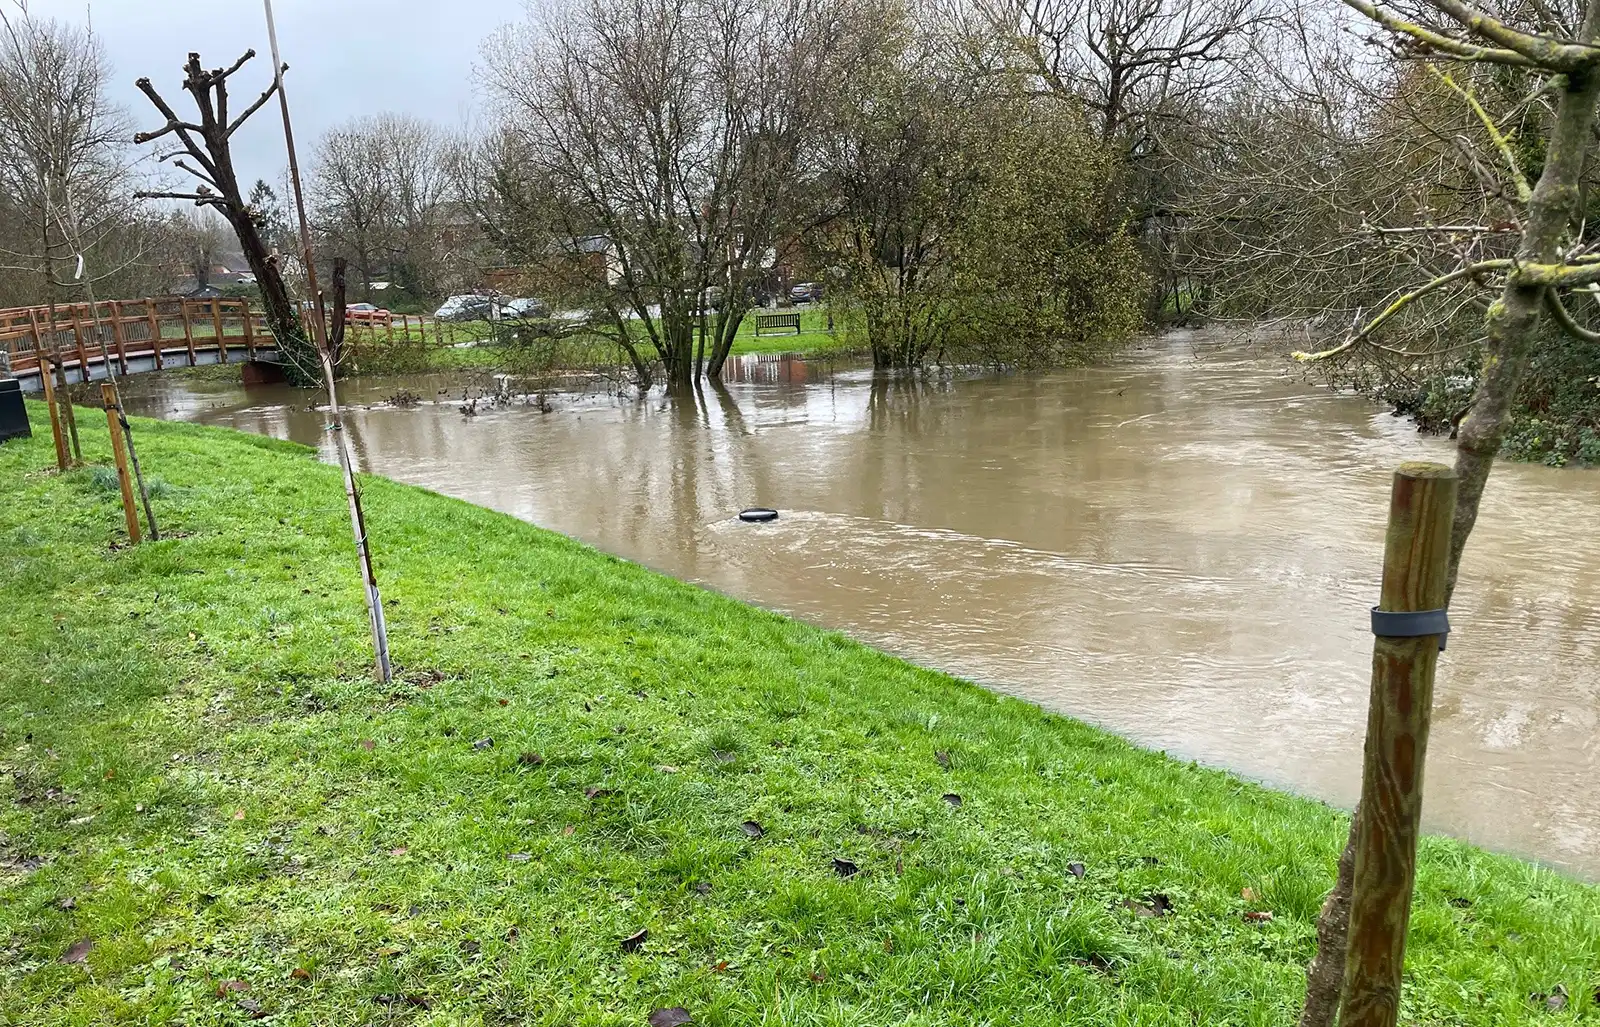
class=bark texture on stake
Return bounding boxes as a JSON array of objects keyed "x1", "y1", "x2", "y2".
[
  {"x1": 1341, "y1": 462, "x2": 1457, "y2": 1027},
  {"x1": 101, "y1": 383, "x2": 142, "y2": 544}
]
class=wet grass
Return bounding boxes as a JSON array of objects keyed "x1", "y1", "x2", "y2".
[{"x1": 1, "y1": 405, "x2": 1597, "y2": 1026}]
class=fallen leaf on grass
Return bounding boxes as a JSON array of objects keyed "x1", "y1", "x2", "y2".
[
  {"x1": 648, "y1": 1008, "x2": 692, "y2": 1027},
  {"x1": 60, "y1": 939, "x2": 93, "y2": 964},
  {"x1": 237, "y1": 997, "x2": 266, "y2": 1018},
  {"x1": 710, "y1": 960, "x2": 728, "y2": 972},
  {"x1": 375, "y1": 945, "x2": 404, "y2": 957},
  {"x1": 657, "y1": 765, "x2": 680, "y2": 774},
  {"x1": 693, "y1": 882, "x2": 713, "y2": 895},
  {"x1": 1068, "y1": 862, "x2": 1087, "y2": 879},
  {"x1": 518, "y1": 752, "x2": 544, "y2": 766},
  {"x1": 232, "y1": 809, "x2": 246, "y2": 821},
  {"x1": 941, "y1": 793, "x2": 962, "y2": 808},
  {"x1": 809, "y1": 969, "x2": 827, "y2": 982},
  {"x1": 832, "y1": 857, "x2": 860, "y2": 878},
  {"x1": 215, "y1": 980, "x2": 250, "y2": 997},
  {"x1": 373, "y1": 994, "x2": 430, "y2": 1009},
  {"x1": 358, "y1": 739, "x2": 375, "y2": 751},
  {"x1": 1243, "y1": 911, "x2": 1274, "y2": 923},
  {"x1": 57, "y1": 896, "x2": 76, "y2": 910},
  {"x1": 290, "y1": 968, "x2": 311, "y2": 981},
  {"x1": 1241, "y1": 887, "x2": 1257, "y2": 902},
  {"x1": 935, "y1": 750, "x2": 951, "y2": 769},
  {"x1": 472, "y1": 737, "x2": 495, "y2": 750},
  {"x1": 621, "y1": 928, "x2": 648, "y2": 953},
  {"x1": 561, "y1": 825, "x2": 575, "y2": 837},
  {"x1": 1124, "y1": 894, "x2": 1173, "y2": 918},
  {"x1": 1532, "y1": 985, "x2": 1569, "y2": 1011},
  {"x1": 389, "y1": 847, "x2": 408, "y2": 857},
  {"x1": 497, "y1": 698, "x2": 509, "y2": 706},
  {"x1": 740, "y1": 820, "x2": 764, "y2": 839}
]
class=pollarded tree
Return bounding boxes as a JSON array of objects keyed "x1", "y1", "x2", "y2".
[{"x1": 133, "y1": 50, "x2": 318, "y2": 381}]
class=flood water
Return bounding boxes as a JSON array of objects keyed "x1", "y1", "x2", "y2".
[{"x1": 118, "y1": 332, "x2": 1600, "y2": 879}]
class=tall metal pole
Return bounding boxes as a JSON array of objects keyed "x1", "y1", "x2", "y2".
[{"x1": 262, "y1": 0, "x2": 392, "y2": 682}]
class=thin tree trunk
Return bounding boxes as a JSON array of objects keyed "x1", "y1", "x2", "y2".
[{"x1": 1298, "y1": 805, "x2": 1359, "y2": 1027}]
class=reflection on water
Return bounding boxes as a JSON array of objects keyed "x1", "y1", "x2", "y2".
[{"x1": 119, "y1": 334, "x2": 1600, "y2": 879}]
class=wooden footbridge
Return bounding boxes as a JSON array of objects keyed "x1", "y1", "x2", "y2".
[{"x1": 0, "y1": 298, "x2": 284, "y2": 392}]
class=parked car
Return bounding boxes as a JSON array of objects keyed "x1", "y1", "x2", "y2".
[
  {"x1": 434, "y1": 294, "x2": 503, "y2": 322},
  {"x1": 789, "y1": 282, "x2": 823, "y2": 303},
  {"x1": 501, "y1": 296, "x2": 549, "y2": 319},
  {"x1": 345, "y1": 302, "x2": 392, "y2": 326}
]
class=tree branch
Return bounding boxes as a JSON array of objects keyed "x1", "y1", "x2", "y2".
[
  {"x1": 1339, "y1": 0, "x2": 1537, "y2": 66},
  {"x1": 1542, "y1": 285, "x2": 1600, "y2": 339},
  {"x1": 1425, "y1": 0, "x2": 1600, "y2": 69},
  {"x1": 226, "y1": 70, "x2": 284, "y2": 138},
  {"x1": 1294, "y1": 258, "x2": 1513, "y2": 360}
]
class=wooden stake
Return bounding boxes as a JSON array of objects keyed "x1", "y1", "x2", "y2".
[
  {"x1": 38, "y1": 356, "x2": 69, "y2": 470},
  {"x1": 213, "y1": 300, "x2": 227, "y2": 363},
  {"x1": 1341, "y1": 462, "x2": 1457, "y2": 1027},
  {"x1": 101, "y1": 383, "x2": 142, "y2": 543}
]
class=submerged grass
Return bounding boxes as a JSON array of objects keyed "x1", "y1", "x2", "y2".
[{"x1": 1, "y1": 405, "x2": 1596, "y2": 1026}]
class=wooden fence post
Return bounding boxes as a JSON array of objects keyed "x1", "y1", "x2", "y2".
[
  {"x1": 38, "y1": 356, "x2": 69, "y2": 470},
  {"x1": 1341, "y1": 461, "x2": 1457, "y2": 1027},
  {"x1": 100, "y1": 383, "x2": 141, "y2": 543}
]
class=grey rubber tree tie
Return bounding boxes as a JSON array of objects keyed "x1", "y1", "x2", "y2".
[{"x1": 1370, "y1": 607, "x2": 1450, "y2": 651}]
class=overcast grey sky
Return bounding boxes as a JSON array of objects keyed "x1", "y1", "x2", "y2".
[{"x1": 27, "y1": 0, "x2": 523, "y2": 186}]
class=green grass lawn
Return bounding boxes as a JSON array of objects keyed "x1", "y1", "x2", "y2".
[
  {"x1": 2, "y1": 406, "x2": 1596, "y2": 1026},
  {"x1": 345, "y1": 308, "x2": 858, "y2": 374}
]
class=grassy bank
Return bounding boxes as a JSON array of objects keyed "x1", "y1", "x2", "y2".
[
  {"x1": 1, "y1": 408, "x2": 1596, "y2": 1026},
  {"x1": 338, "y1": 308, "x2": 858, "y2": 375}
]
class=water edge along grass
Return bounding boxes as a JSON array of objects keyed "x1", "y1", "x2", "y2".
[{"x1": 1, "y1": 406, "x2": 1596, "y2": 1025}]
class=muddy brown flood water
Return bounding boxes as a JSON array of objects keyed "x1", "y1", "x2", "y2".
[{"x1": 119, "y1": 332, "x2": 1600, "y2": 879}]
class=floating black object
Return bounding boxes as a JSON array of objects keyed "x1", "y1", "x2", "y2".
[
  {"x1": 739, "y1": 508, "x2": 778, "y2": 523},
  {"x1": 0, "y1": 379, "x2": 29, "y2": 443}
]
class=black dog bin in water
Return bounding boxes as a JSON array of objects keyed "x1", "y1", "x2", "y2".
[
  {"x1": 0, "y1": 379, "x2": 29, "y2": 443},
  {"x1": 739, "y1": 508, "x2": 779, "y2": 523}
]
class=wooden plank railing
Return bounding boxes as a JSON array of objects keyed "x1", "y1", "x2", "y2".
[
  {"x1": 0, "y1": 297, "x2": 269, "y2": 384},
  {"x1": 1, "y1": 297, "x2": 460, "y2": 386}
]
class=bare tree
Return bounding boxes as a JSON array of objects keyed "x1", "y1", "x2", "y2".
[
  {"x1": 170, "y1": 207, "x2": 232, "y2": 292},
  {"x1": 0, "y1": 6, "x2": 150, "y2": 461},
  {"x1": 974, "y1": 0, "x2": 1268, "y2": 148},
  {"x1": 485, "y1": 0, "x2": 869, "y2": 386},
  {"x1": 309, "y1": 113, "x2": 452, "y2": 302},
  {"x1": 133, "y1": 51, "x2": 317, "y2": 380}
]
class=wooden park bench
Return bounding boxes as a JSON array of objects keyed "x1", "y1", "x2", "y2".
[{"x1": 754, "y1": 311, "x2": 801, "y2": 336}]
